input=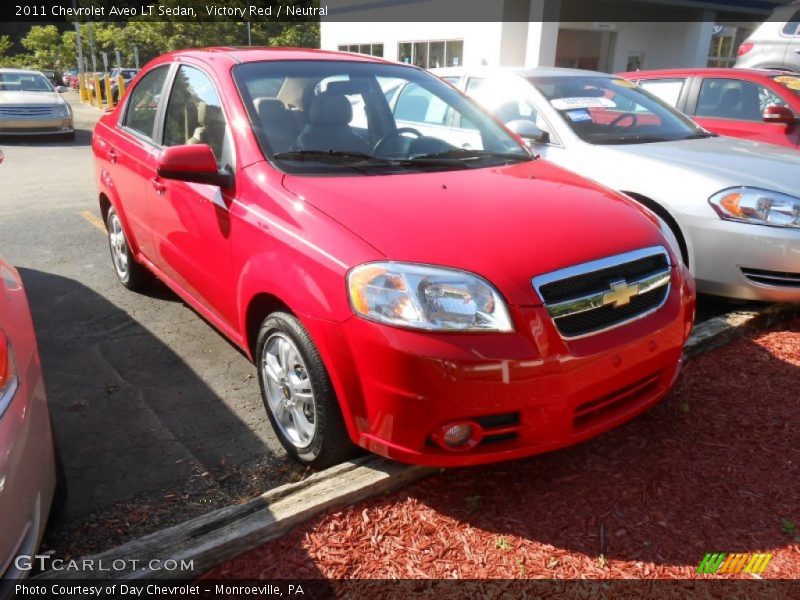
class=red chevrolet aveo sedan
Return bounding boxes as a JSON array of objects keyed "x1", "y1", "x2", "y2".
[{"x1": 92, "y1": 48, "x2": 695, "y2": 468}]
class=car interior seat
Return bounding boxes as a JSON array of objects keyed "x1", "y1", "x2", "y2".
[
  {"x1": 297, "y1": 92, "x2": 371, "y2": 153},
  {"x1": 716, "y1": 87, "x2": 744, "y2": 119},
  {"x1": 187, "y1": 101, "x2": 226, "y2": 159},
  {"x1": 255, "y1": 98, "x2": 299, "y2": 154}
]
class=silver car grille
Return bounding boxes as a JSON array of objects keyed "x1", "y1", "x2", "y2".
[
  {"x1": 532, "y1": 247, "x2": 672, "y2": 339},
  {"x1": 0, "y1": 105, "x2": 57, "y2": 118}
]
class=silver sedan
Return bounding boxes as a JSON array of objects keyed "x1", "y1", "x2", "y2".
[
  {"x1": 433, "y1": 66, "x2": 800, "y2": 302},
  {"x1": 0, "y1": 69, "x2": 74, "y2": 141}
]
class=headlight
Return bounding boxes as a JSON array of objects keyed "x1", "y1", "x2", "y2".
[
  {"x1": 57, "y1": 103, "x2": 71, "y2": 118},
  {"x1": 347, "y1": 262, "x2": 513, "y2": 332},
  {"x1": 709, "y1": 187, "x2": 800, "y2": 229}
]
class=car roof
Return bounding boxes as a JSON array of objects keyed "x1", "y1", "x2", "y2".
[
  {"x1": 161, "y1": 46, "x2": 393, "y2": 66},
  {"x1": 618, "y1": 67, "x2": 789, "y2": 79},
  {"x1": 432, "y1": 66, "x2": 611, "y2": 79}
]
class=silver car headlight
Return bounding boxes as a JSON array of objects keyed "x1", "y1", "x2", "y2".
[
  {"x1": 347, "y1": 262, "x2": 514, "y2": 332},
  {"x1": 709, "y1": 187, "x2": 800, "y2": 229},
  {"x1": 57, "y1": 103, "x2": 71, "y2": 118}
]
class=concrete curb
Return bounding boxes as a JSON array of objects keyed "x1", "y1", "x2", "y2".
[{"x1": 34, "y1": 302, "x2": 799, "y2": 580}]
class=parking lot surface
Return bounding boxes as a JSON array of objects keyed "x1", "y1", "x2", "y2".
[
  {"x1": 0, "y1": 94, "x2": 752, "y2": 558},
  {"x1": 0, "y1": 94, "x2": 305, "y2": 557}
]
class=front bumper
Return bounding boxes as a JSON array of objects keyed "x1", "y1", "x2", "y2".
[
  {"x1": 307, "y1": 267, "x2": 694, "y2": 467},
  {"x1": 685, "y1": 214, "x2": 800, "y2": 302},
  {"x1": 0, "y1": 117, "x2": 73, "y2": 136}
]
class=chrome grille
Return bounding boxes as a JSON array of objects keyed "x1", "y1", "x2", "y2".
[
  {"x1": 533, "y1": 247, "x2": 672, "y2": 339},
  {"x1": 0, "y1": 105, "x2": 57, "y2": 118}
]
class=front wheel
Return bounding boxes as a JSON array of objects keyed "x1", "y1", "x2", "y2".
[{"x1": 256, "y1": 312, "x2": 357, "y2": 469}]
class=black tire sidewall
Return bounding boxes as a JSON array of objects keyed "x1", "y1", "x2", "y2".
[{"x1": 256, "y1": 314, "x2": 337, "y2": 465}]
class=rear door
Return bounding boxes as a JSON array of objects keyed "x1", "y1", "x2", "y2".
[
  {"x1": 102, "y1": 64, "x2": 172, "y2": 260},
  {"x1": 690, "y1": 76, "x2": 798, "y2": 147}
]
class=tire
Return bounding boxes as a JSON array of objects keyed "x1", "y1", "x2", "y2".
[
  {"x1": 106, "y1": 207, "x2": 151, "y2": 291},
  {"x1": 256, "y1": 312, "x2": 357, "y2": 469}
]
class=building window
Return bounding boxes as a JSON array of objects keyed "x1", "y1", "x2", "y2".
[
  {"x1": 707, "y1": 26, "x2": 752, "y2": 67},
  {"x1": 337, "y1": 43, "x2": 384, "y2": 57},
  {"x1": 398, "y1": 40, "x2": 463, "y2": 69}
]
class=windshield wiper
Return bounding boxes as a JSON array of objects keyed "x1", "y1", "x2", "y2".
[
  {"x1": 408, "y1": 148, "x2": 534, "y2": 163},
  {"x1": 273, "y1": 150, "x2": 395, "y2": 165}
]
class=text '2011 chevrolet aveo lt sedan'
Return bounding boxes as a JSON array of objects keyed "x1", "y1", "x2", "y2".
[{"x1": 92, "y1": 48, "x2": 696, "y2": 468}]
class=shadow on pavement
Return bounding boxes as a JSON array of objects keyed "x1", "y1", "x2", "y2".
[{"x1": 17, "y1": 269, "x2": 297, "y2": 555}]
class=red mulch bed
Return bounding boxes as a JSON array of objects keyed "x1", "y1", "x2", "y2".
[{"x1": 203, "y1": 320, "x2": 800, "y2": 580}]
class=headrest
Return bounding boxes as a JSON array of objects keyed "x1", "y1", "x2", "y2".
[
  {"x1": 308, "y1": 93, "x2": 352, "y2": 126},
  {"x1": 255, "y1": 97, "x2": 288, "y2": 121},
  {"x1": 198, "y1": 102, "x2": 224, "y2": 126}
]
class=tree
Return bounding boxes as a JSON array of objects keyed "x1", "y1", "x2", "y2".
[
  {"x1": 21, "y1": 25, "x2": 62, "y2": 69},
  {"x1": 0, "y1": 35, "x2": 12, "y2": 59}
]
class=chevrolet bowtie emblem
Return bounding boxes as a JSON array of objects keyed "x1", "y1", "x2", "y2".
[{"x1": 603, "y1": 279, "x2": 639, "y2": 308}]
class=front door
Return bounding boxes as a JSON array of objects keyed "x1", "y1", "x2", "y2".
[{"x1": 149, "y1": 64, "x2": 237, "y2": 330}]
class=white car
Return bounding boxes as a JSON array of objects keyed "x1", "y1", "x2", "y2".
[
  {"x1": 0, "y1": 68, "x2": 74, "y2": 140},
  {"x1": 431, "y1": 67, "x2": 800, "y2": 302}
]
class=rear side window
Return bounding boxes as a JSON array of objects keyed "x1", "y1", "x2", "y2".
[
  {"x1": 122, "y1": 66, "x2": 169, "y2": 140},
  {"x1": 696, "y1": 78, "x2": 787, "y2": 121},
  {"x1": 781, "y1": 11, "x2": 800, "y2": 36},
  {"x1": 638, "y1": 79, "x2": 685, "y2": 108},
  {"x1": 163, "y1": 65, "x2": 230, "y2": 166}
]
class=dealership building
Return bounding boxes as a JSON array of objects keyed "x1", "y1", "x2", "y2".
[{"x1": 321, "y1": 0, "x2": 793, "y2": 72}]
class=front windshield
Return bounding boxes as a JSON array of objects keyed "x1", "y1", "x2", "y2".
[
  {"x1": 0, "y1": 72, "x2": 54, "y2": 93},
  {"x1": 232, "y1": 60, "x2": 531, "y2": 175},
  {"x1": 530, "y1": 75, "x2": 708, "y2": 145}
]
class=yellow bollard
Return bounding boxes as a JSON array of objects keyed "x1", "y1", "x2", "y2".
[
  {"x1": 104, "y1": 74, "x2": 113, "y2": 108},
  {"x1": 78, "y1": 73, "x2": 87, "y2": 102},
  {"x1": 116, "y1": 75, "x2": 126, "y2": 104},
  {"x1": 93, "y1": 73, "x2": 102, "y2": 108}
]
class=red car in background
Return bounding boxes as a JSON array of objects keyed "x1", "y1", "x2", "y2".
[
  {"x1": 93, "y1": 48, "x2": 695, "y2": 468},
  {"x1": 619, "y1": 68, "x2": 800, "y2": 149}
]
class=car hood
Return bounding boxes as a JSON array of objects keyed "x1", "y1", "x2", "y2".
[
  {"x1": 282, "y1": 160, "x2": 668, "y2": 306},
  {"x1": 569, "y1": 136, "x2": 800, "y2": 205},
  {"x1": 0, "y1": 91, "x2": 64, "y2": 105}
]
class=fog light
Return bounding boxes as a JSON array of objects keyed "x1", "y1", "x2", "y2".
[
  {"x1": 431, "y1": 420, "x2": 483, "y2": 451},
  {"x1": 444, "y1": 424, "x2": 472, "y2": 446}
]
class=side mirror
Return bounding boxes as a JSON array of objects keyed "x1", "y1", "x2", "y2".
[
  {"x1": 157, "y1": 144, "x2": 233, "y2": 189},
  {"x1": 56, "y1": 86, "x2": 68, "y2": 93},
  {"x1": 505, "y1": 119, "x2": 550, "y2": 144},
  {"x1": 763, "y1": 105, "x2": 797, "y2": 126}
]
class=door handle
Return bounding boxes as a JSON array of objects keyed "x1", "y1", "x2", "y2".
[
  {"x1": 151, "y1": 177, "x2": 167, "y2": 195},
  {"x1": 107, "y1": 148, "x2": 118, "y2": 164}
]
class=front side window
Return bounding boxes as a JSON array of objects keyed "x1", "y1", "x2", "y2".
[
  {"x1": 638, "y1": 78, "x2": 686, "y2": 108},
  {"x1": 232, "y1": 60, "x2": 530, "y2": 175},
  {"x1": 696, "y1": 78, "x2": 787, "y2": 121},
  {"x1": 163, "y1": 65, "x2": 229, "y2": 165},
  {"x1": 531, "y1": 76, "x2": 707, "y2": 145},
  {"x1": 123, "y1": 66, "x2": 168, "y2": 139}
]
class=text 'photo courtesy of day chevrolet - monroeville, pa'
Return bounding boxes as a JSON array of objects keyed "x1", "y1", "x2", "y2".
[{"x1": 1, "y1": 1, "x2": 799, "y2": 599}]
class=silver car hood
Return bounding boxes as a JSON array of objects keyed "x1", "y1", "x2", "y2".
[
  {"x1": 555, "y1": 136, "x2": 800, "y2": 217},
  {"x1": 0, "y1": 91, "x2": 64, "y2": 105}
]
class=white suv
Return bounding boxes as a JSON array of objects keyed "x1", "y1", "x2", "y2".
[{"x1": 736, "y1": 0, "x2": 800, "y2": 72}]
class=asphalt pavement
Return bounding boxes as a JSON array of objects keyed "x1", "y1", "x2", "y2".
[{"x1": 0, "y1": 93, "x2": 752, "y2": 557}]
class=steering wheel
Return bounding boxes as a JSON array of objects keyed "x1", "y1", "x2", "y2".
[
  {"x1": 373, "y1": 127, "x2": 423, "y2": 156},
  {"x1": 609, "y1": 113, "x2": 638, "y2": 128}
]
